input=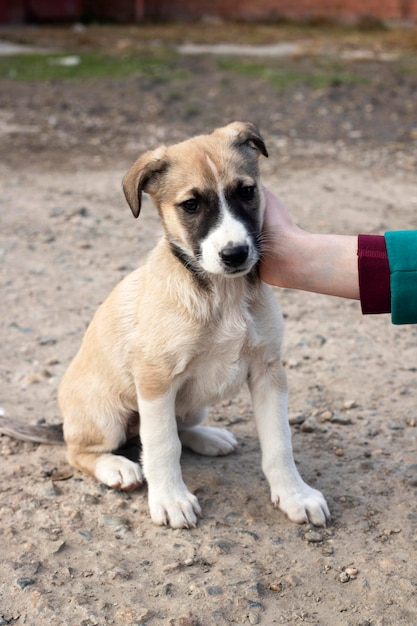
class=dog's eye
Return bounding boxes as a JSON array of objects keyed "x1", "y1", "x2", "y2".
[
  {"x1": 239, "y1": 185, "x2": 256, "y2": 201},
  {"x1": 181, "y1": 198, "x2": 199, "y2": 214}
]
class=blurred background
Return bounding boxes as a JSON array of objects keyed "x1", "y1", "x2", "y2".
[{"x1": 0, "y1": 0, "x2": 416, "y2": 175}]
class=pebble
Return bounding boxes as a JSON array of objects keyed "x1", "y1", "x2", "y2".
[
  {"x1": 78, "y1": 529, "x2": 92, "y2": 541},
  {"x1": 206, "y1": 586, "x2": 223, "y2": 596},
  {"x1": 16, "y1": 577, "x2": 36, "y2": 589},
  {"x1": 107, "y1": 566, "x2": 131, "y2": 580},
  {"x1": 248, "y1": 600, "x2": 263, "y2": 610},
  {"x1": 269, "y1": 536, "x2": 282, "y2": 545},
  {"x1": 100, "y1": 515, "x2": 129, "y2": 533},
  {"x1": 300, "y1": 416, "x2": 317, "y2": 433},
  {"x1": 331, "y1": 414, "x2": 353, "y2": 425},
  {"x1": 387, "y1": 422, "x2": 405, "y2": 431},
  {"x1": 339, "y1": 571, "x2": 350, "y2": 583},
  {"x1": 289, "y1": 412, "x2": 306, "y2": 425},
  {"x1": 343, "y1": 400, "x2": 357, "y2": 410},
  {"x1": 249, "y1": 613, "x2": 260, "y2": 625},
  {"x1": 245, "y1": 582, "x2": 263, "y2": 597},
  {"x1": 212, "y1": 539, "x2": 233, "y2": 553},
  {"x1": 163, "y1": 562, "x2": 181, "y2": 573},
  {"x1": 38, "y1": 336, "x2": 57, "y2": 346},
  {"x1": 345, "y1": 567, "x2": 359, "y2": 578},
  {"x1": 305, "y1": 530, "x2": 323, "y2": 543},
  {"x1": 319, "y1": 410, "x2": 333, "y2": 421}
]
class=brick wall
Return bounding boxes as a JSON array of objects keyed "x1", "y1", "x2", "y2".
[
  {"x1": 1, "y1": 0, "x2": 417, "y2": 23},
  {"x1": 144, "y1": 0, "x2": 417, "y2": 21}
]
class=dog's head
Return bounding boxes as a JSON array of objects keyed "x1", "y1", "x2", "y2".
[{"x1": 122, "y1": 121, "x2": 268, "y2": 277}]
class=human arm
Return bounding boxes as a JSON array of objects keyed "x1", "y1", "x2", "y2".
[
  {"x1": 259, "y1": 189, "x2": 417, "y2": 321},
  {"x1": 260, "y1": 188, "x2": 360, "y2": 299}
]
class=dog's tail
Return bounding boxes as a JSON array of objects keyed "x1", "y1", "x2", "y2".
[{"x1": 0, "y1": 416, "x2": 64, "y2": 445}]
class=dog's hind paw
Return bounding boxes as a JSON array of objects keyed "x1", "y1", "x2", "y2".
[
  {"x1": 95, "y1": 454, "x2": 143, "y2": 491},
  {"x1": 179, "y1": 425, "x2": 237, "y2": 456},
  {"x1": 149, "y1": 486, "x2": 202, "y2": 529},
  {"x1": 272, "y1": 483, "x2": 331, "y2": 528}
]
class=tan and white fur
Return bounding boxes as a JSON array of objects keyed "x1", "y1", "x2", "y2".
[{"x1": 11, "y1": 122, "x2": 330, "y2": 529}]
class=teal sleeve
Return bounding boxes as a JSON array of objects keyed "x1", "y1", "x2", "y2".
[{"x1": 385, "y1": 230, "x2": 417, "y2": 325}]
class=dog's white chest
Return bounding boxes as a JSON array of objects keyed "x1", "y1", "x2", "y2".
[{"x1": 176, "y1": 305, "x2": 257, "y2": 412}]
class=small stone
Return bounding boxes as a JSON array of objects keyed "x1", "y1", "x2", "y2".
[
  {"x1": 183, "y1": 558, "x2": 194, "y2": 566},
  {"x1": 269, "y1": 583, "x2": 282, "y2": 592},
  {"x1": 51, "y1": 541, "x2": 66, "y2": 554},
  {"x1": 387, "y1": 423, "x2": 405, "y2": 431},
  {"x1": 245, "y1": 582, "x2": 263, "y2": 597},
  {"x1": 345, "y1": 567, "x2": 358, "y2": 578},
  {"x1": 206, "y1": 586, "x2": 223, "y2": 596},
  {"x1": 163, "y1": 562, "x2": 181, "y2": 573},
  {"x1": 38, "y1": 336, "x2": 57, "y2": 346},
  {"x1": 100, "y1": 515, "x2": 129, "y2": 532},
  {"x1": 239, "y1": 529, "x2": 259, "y2": 541},
  {"x1": 163, "y1": 582, "x2": 173, "y2": 596},
  {"x1": 44, "y1": 357, "x2": 60, "y2": 366},
  {"x1": 249, "y1": 613, "x2": 260, "y2": 625},
  {"x1": 334, "y1": 448, "x2": 344, "y2": 456},
  {"x1": 17, "y1": 578, "x2": 35, "y2": 589},
  {"x1": 269, "y1": 536, "x2": 281, "y2": 545},
  {"x1": 248, "y1": 600, "x2": 263, "y2": 610},
  {"x1": 289, "y1": 412, "x2": 306, "y2": 425},
  {"x1": 50, "y1": 206, "x2": 66, "y2": 217},
  {"x1": 300, "y1": 416, "x2": 317, "y2": 433},
  {"x1": 319, "y1": 410, "x2": 333, "y2": 422},
  {"x1": 107, "y1": 566, "x2": 131, "y2": 580},
  {"x1": 339, "y1": 572, "x2": 350, "y2": 583},
  {"x1": 51, "y1": 469, "x2": 73, "y2": 482},
  {"x1": 212, "y1": 539, "x2": 232, "y2": 553},
  {"x1": 371, "y1": 449, "x2": 383, "y2": 456},
  {"x1": 284, "y1": 574, "x2": 300, "y2": 587},
  {"x1": 78, "y1": 529, "x2": 92, "y2": 541},
  {"x1": 115, "y1": 607, "x2": 150, "y2": 623},
  {"x1": 305, "y1": 531, "x2": 323, "y2": 543},
  {"x1": 343, "y1": 400, "x2": 357, "y2": 410},
  {"x1": 331, "y1": 413, "x2": 353, "y2": 425}
]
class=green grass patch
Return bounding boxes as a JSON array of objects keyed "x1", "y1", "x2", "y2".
[
  {"x1": 218, "y1": 58, "x2": 370, "y2": 90},
  {"x1": 0, "y1": 49, "x2": 187, "y2": 81}
]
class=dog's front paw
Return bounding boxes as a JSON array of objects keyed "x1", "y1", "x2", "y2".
[
  {"x1": 272, "y1": 482, "x2": 330, "y2": 527},
  {"x1": 95, "y1": 455, "x2": 143, "y2": 491},
  {"x1": 179, "y1": 425, "x2": 237, "y2": 456},
  {"x1": 149, "y1": 486, "x2": 202, "y2": 529}
]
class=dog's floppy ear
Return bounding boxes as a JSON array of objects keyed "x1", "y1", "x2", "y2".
[
  {"x1": 122, "y1": 146, "x2": 168, "y2": 218},
  {"x1": 217, "y1": 121, "x2": 269, "y2": 158}
]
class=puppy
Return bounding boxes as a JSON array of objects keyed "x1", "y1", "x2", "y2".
[{"x1": 4, "y1": 122, "x2": 330, "y2": 529}]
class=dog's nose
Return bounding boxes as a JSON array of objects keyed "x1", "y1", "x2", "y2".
[{"x1": 220, "y1": 244, "x2": 249, "y2": 268}]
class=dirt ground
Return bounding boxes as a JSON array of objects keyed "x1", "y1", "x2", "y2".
[{"x1": 1, "y1": 24, "x2": 417, "y2": 626}]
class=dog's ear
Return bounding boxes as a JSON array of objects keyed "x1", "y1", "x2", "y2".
[
  {"x1": 217, "y1": 121, "x2": 269, "y2": 158},
  {"x1": 122, "y1": 146, "x2": 168, "y2": 218}
]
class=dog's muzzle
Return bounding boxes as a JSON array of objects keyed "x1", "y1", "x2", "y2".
[
  {"x1": 219, "y1": 243, "x2": 258, "y2": 275},
  {"x1": 220, "y1": 244, "x2": 249, "y2": 269}
]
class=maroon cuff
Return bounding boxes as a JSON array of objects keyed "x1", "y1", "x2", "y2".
[{"x1": 357, "y1": 234, "x2": 391, "y2": 314}]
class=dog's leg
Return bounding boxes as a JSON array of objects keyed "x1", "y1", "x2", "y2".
[
  {"x1": 65, "y1": 413, "x2": 143, "y2": 491},
  {"x1": 68, "y1": 449, "x2": 143, "y2": 491},
  {"x1": 177, "y1": 408, "x2": 237, "y2": 456},
  {"x1": 138, "y1": 391, "x2": 202, "y2": 529},
  {"x1": 249, "y1": 359, "x2": 330, "y2": 527}
]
